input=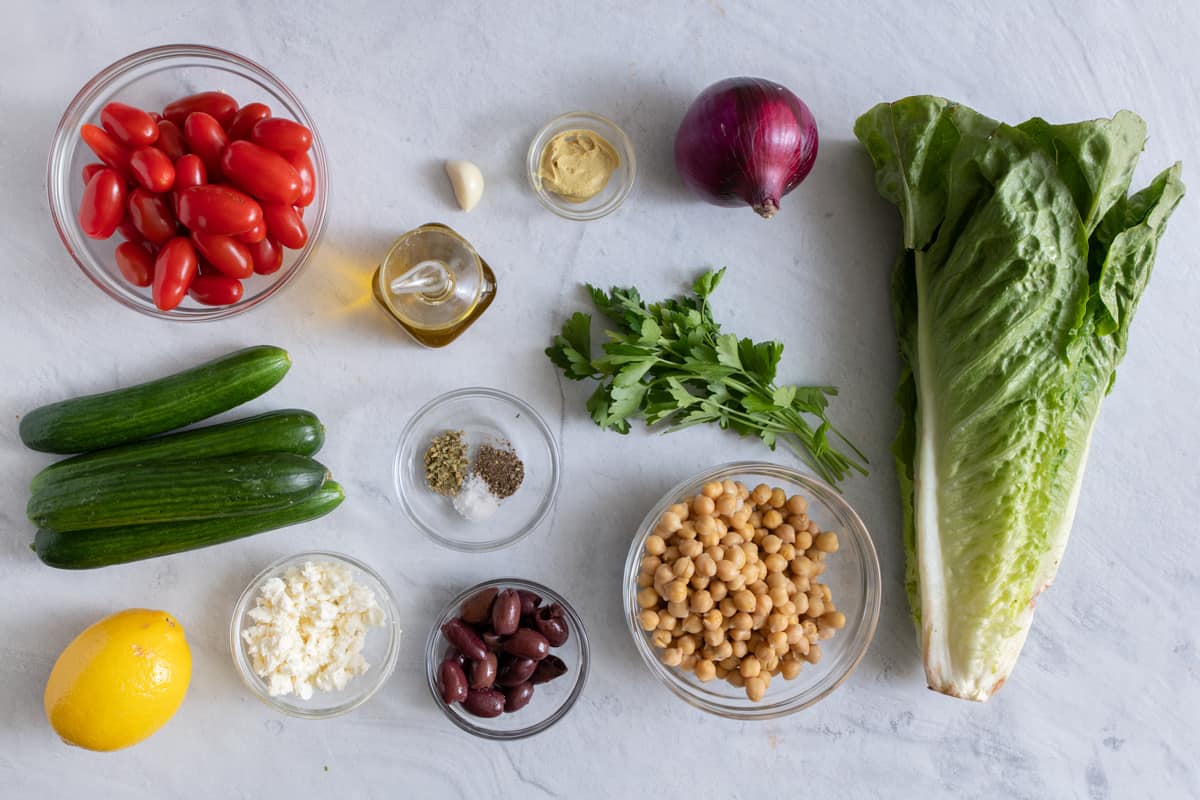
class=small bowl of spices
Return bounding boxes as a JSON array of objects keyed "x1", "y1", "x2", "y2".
[
  {"x1": 527, "y1": 111, "x2": 636, "y2": 221},
  {"x1": 395, "y1": 387, "x2": 561, "y2": 551}
]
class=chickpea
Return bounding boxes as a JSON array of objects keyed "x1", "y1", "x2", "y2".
[
  {"x1": 779, "y1": 543, "x2": 796, "y2": 561},
  {"x1": 767, "y1": 613, "x2": 789, "y2": 633},
  {"x1": 636, "y1": 586, "x2": 659, "y2": 609},
  {"x1": 702, "y1": 608, "x2": 723, "y2": 630},
  {"x1": 689, "y1": 575, "x2": 710, "y2": 590},
  {"x1": 678, "y1": 539, "x2": 703, "y2": 558},
  {"x1": 672, "y1": 557, "x2": 695, "y2": 581},
  {"x1": 805, "y1": 644, "x2": 822, "y2": 665},
  {"x1": 664, "y1": 580, "x2": 687, "y2": 604},
  {"x1": 728, "y1": 546, "x2": 747, "y2": 570},
  {"x1": 793, "y1": 576, "x2": 811, "y2": 594},
  {"x1": 677, "y1": 634, "x2": 697, "y2": 656},
  {"x1": 785, "y1": 623, "x2": 805, "y2": 645},
  {"x1": 754, "y1": 593, "x2": 774, "y2": 616},
  {"x1": 756, "y1": 562, "x2": 769, "y2": 583},
  {"x1": 733, "y1": 590, "x2": 757, "y2": 613},
  {"x1": 818, "y1": 627, "x2": 836, "y2": 641},
  {"x1": 719, "y1": 598, "x2": 737, "y2": 617},
  {"x1": 638, "y1": 609, "x2": 660, "y2": 631},
  {"x1": 727, "y1": 671, "x2": 746, "y2": 689},
  {"x1": 730, "y1": 508, "x2": 751, "y2": 528},
  {"x1": 792, "y1": 636, "x2": 811, "y2": 657},
  {"x1": 695, "y1": 659, "x2": 717, "y2": 682},
  {"x1": 729, "y1": 612, "x2": 752, "y2": 633},
  {"x1": 745, "y1": 676, "x2": 767, "y2": 702},
  {"x1": 690, "y1": 589, "x2": 715, "y2": 614},
  {"x1": 715, "y1": 666, "x2": 731, "y2": 680},
  {"x1": 670, "y1": 502, "x2": 690, "y2": 521},
  {"x1": 730, "y1": 627, "x2": 750, "y2": 643},
  {"x1": 801, "y1": 620, "x2": 819, "y2": 640},
  {"x1": 761, "y1": 534, "x2": 782, "y2": 554},
  {"x1": 695, "y1": 514, "x2": 717, "y2": 537},
  {"x1": 753, "y1": 642, "x2": 774, "y2": 664},
  {"x1": 709, "y1": 581, "x2": 728, "y2": 603},
  {"x1": 790, "y1": 555, "x2": 814, "y2": 578},
  {"x1": 720, "y1": 532, "x2": 743, "y2": 549},
  {"x1": 739, "y1": 656, "x2": 762, "y2": 678},
  {"x1": 812, "y1": 561, "x2": 827, "y2": 577},
  {"x1": 713, "y1": 518, "x2": 728, "y2": 536},
  {"x1": 761, "y1": 652, "x2": 780, "y2": 674},
  {"x1": 636, "y1": 572, "x2": 653, "y2": 588},
  {"x1": 661, "y1": 545, "x2": 680, "y2": 563},
  {"x1": 820, "y1": 584, "x2": 832, "y2": 602},
  {"x1": 698, "y1": 530, "x2": 720, "y2": 548},
  {"x1": 703, "y1": 628, "x2": 725, "y2": 648},
  {"x1": 807, "y1": 597, "x2": 826, "y2": 619},
  {"x1": 661, "y1": 647, "x2": 683, "y2": 667},
  {"x1": 769, "y1": 585, "x2": 789, "y2": 608},
  {"x1": 769, "y1": 630, "x2": 789, "y2": 654},
  {"x1": 774, "y1": 524, "x2": 795, "y2": 544},
  {"x1": 657, "y1": 614, "x2": 677, "y2": 632},
  {"x1": 781, "y1": 658, "x2": 803, "y2": 680},
  {"x1": 752, "y1": 484, "x2": 772, "y2": 504},
  {"x1": 731, "y1": 640, "x2": 749, "y2": 659},
  {"x1": 659, "y1": 511, "x2": 682, "y2": 533},
  {"x1": 667, "y1": 600, "x2": 690, "y2": 619},
  {"x1": 779, "y1": 599, "x2": 798, "y2": 617},
  {"x1": 691, "y1": 553, "x2": 714, "y2": 578},
  {"x1": 762, "y1": 509, "x2": 783, "y2": 529},
  {"x1": 785, "y1": 494, "x2": 808, "y2": 514},
  {"x1": 764, "y1": 487, "x2": 782, "y2": 507},
  {"x1": 645, "y1": 534, "x2": 666, "y2": 556},
  {"x1": 814, "y1": 531, "x2": 839, "y2": 553},
  {"x1": 712, "y1": 641, "x2": 734, "y2": 661},
  {"x1": 640, "y1": 555, "x2": 661, "y2": 574},
  {"x1": 715, "y1": 494, "x2": 738, "y2": 516},
  {"x1": 821, "y1": 611, "x2": 847, "y2": 630},
  {"x1": 681, "y1": 653, "x2": 699, "y2": 671},
  {"x1": 715, "y1": 560, "x2": 738, "y2": 583},
  {"x1": 740, "y1": 541, "x2": 759, "y2": 562},
  {"x1": 706, "y1": 545, "x2": 725, "y2": 563},
  {"x1": 702, "y1": 481, "x2": 723, "y2": 499},
  {"x1": 651, "y1": 629, "x2": 672, "y2": 648},
  {"x1": 764, "y1": 553, "x2": 788, "y2": 574},
  {"x1": 748, "y1": 510, "x2": 762, "y2": 528}
]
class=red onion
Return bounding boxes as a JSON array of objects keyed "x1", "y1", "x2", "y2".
[{"x1": 674, "y1": 77, "x2": 819, "y2": 219}]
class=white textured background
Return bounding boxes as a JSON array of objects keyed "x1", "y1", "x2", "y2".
[{"x1": 2, "y1": 1, "x2": 1198, "y2": 797}]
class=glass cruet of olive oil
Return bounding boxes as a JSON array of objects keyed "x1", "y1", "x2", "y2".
[{"x1": 372, "y1": 223, "x2": 497, "y2": 347}]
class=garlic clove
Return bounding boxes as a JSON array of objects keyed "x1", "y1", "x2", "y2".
[{"x1": 444, "y1": 160, "x2": 484, "y2": 212}]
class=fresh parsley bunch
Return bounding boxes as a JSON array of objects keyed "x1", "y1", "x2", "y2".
[{"x1": 546, "y1": 268, "x2": 867, "y2": 486}]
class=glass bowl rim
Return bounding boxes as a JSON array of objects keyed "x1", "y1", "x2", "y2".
[
  {"x1": 393, "y1": 386, "x2": 562, "y2": 553},
  {"x1": 228, "y1": 550, "x2": 402, "y2": 719},
  {"x1": 46, "y1": 42, "x2": 329, "y2": 322},
  {"x1": 424, "y1": 577, "x2": 591, "y2": 740},
  {"x1": 621, "y1": 461, "x2": 881, "y2": 720},
  {"x1": 525, "y1": 110, "x2": 636, "y2": 221}
]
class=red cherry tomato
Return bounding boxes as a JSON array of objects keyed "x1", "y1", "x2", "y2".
[
  {"x1": 163, "y1": 91, "x2": 238, "y2": 129},
  {"x1": 115, "y1": 240, "x2": 156, "y2": 287},
  {"x1": 219, "y1": 141, "x2": 301, "y2": 205},
  {"x1": 81, "y1": 162, "x2": 105, "y2": 185},
  {"x1": 116, "y1": 214, "x2": 144, "y2": 243},
  {"x1": 228, "y1": 102, "x2": 271, "y2": 140},
  {"x1": 237, "y1": 220, "x2": 267, "y2": 244},
  {"x1": 152, "y1": 237, "x2": 198, "y2": 310},
  {"x1": 250, "y1": 118, "x2": 312, "y2": 157},
  {"x1": 188, "y1": 274, "x2": 244, "y2": 306},
  {"x1": 173, "y1": 154, "x2": 207, "y2": 190},
  {"x1": 261, "y1": 202, "x2": 307, "y2": 249},
  {"x1": 79, "y1": 169, "x2": 126, "y2": 239},
  {"x1": 183, "y1": 112, "x2": 229, "y2": 177},
  {"x1": 129, "y1": 147, "x2": 176, "y2": 193},
  {"x1": 128, "y1": 188, "x2": 177, "y2": 244},
  {"x1": 177, "y1": 185, "x2": 262, "y2": 235},
  {"x1": 247, "y1": 236, "x2": 283, "y2": 275},
  {"x1": 191, "y1": 231, "x2": 254, "y2": 279},
  {"x1": 290, "y1": 151, "x2": 315, "y2": 207},
  {"x1": 154, "y1": 120, "x2": 187, "y2": 161},
  {"x1": 100, "y1": 102, "x2": 159, "y2": 147},
  {"x1": 80, "y1": 124, "x2": 129, "y2": 174}
]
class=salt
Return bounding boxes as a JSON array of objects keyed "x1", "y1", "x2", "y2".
[{"x1": 453, "y1": 473, "x2": 501, "y2": 521}]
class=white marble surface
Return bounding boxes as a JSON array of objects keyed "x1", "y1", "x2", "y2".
[{"x1": 2, "y1": 1, "x2": 1198, "y2": 797}]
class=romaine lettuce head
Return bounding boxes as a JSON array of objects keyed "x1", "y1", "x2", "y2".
[{"x1": 855, "y1": 96, "x2": 1184, "y2": 701}]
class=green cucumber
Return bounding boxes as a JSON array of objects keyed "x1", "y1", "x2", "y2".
[
  {"x1": 34, "y1": 480, "x2": 345, "y2": 569},
  {"x1": 30, "y1": 409, "x2": 324, "y2": 493},
  {"x1": 19, "y1": 345, "x2": 291, "y2": 454},
  {"x1": 27, "y1": 453, "x2": 328, "y2": 531}
]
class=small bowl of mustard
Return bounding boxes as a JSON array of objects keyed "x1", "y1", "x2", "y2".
[{"x1": 527, "y1": 111, "x2": 635, "y2": 221}]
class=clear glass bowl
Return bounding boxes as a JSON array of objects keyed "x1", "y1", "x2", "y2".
[
  {"x1": 394, "y1": 387, "x2": 561, "y2": 552},
  {"x1": 424, "y1": 578, "x2": 590, "y2": 740},
  {"x1": 526, "y1": 111, "x2": 636, "y2": 221},
  {"x1": 622, "y1": 462, "x2": 881, "y2": 720},
  {"x1": 229, "y1": 551, "x2": 401, "y2": 719},
  {"x1": 46, "y1": 44, "x2": 329, "y2": 321}
]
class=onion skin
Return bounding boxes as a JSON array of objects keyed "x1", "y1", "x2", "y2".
[{"x1": 674, "y1": 77, "x2": 819, "y2": 218}]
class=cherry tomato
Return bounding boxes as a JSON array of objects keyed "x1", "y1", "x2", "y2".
[
  {"x1": 100, "y1": 102, "x2": 158, "y2": 147},
  {"x1": 177, "y1": 185, "x2": 262, "y2": 235},
  {"x1": 219, "y1": 141, "x2": 301, "y2": 205},
  {"x1": 163, "y1": 91, "x2": 238, "y2": 129},
  {"x1": 228, "y1": 102, "x2": 271, "y2": 140},
  {"x1": 115, "y1": 240, "x2": 156, "y2": 287},
  {"x1": 81, "y1": 162, "x2": 105, "y2": 185},
  {"x1": 261, "y1": 202, "x2": 307, "y2": 249},
  {"x1": 290, "y1": 151, "x2": 315, "y2": 206},
  {"x1": 116, "y1": 213, "x2": 144, "y2": 243},
  {"x1": 152, "y1": 237, "x2": 198, "y2": 310},
  {"x1": 79, "y1": 169, "x2": 126, "y2": 239},
  {"x1": 129, "y1": 147, "x2": 176, "y2": 193},
  {"x1": 128, "y1": 188, "x2": 177, "y2": 244},
  {"x1": 188, "y1": 274, "x2": 244, "y2": 306},
  {"x1": 80, "y1": 124, "x2": 129, "y2": 174},
  {"x1": 237, "y1": 219, "x2": 267, "y2": 244},
  {"x1": 183, "y1": 112, "x2": 229, "y2": 177},
  {"x1": 154, "y1": 120, "x2": 187, "y2": 161},
  {"x1": 250, "y1": 118, "x2": 312, "y2": 157},
  {"x1": 191, "y1": 231, "x2": 253, "y2": 279},
  {"x1": 247, "y1": 236, "x2": 283, "y2": 275},
  {"x1": 173, "y1": 154, "x2": 207, "y2": 190}
]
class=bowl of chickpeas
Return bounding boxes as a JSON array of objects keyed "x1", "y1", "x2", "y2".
[{"x1": 622, "y1": 462, "x2": 880, "y2": 719}]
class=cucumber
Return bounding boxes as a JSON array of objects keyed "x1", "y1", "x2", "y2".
[
  {"x1": 19, "y1": 345, "x2": 291, "y2": 454},
  {"x1": 27, "y1": 453, "x2": 328, "y2": 531},
  {"x1": 30, "y1": 409, "x2": 324, "y2": 493},
  {"x1": 34, "y1": 480, "x2": 345, "y2": 569}
]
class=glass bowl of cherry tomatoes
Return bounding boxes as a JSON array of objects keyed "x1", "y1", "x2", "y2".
[{"x1": 47, "y1": 44, "x2": 328, "y2": 321}]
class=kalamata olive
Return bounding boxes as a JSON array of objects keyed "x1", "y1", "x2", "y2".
[
  {"x1": 442, "y1": 617, "x2": 488, "y2": 661},
  {"x1": 503, "y1": 628, "x2": 550, "y2": 660},
  {"x1": 503, "y1": 681, "x2": 535, "y2": 713},
  {"x1": 491, "y1": 588, "x2": 521, "y2": 635},
  {"x1": 516, "y1": 590, "x2": 542, "y2": 617},
  {"x1": 461, "y1": 587, "x2": 499, "y2": 624},
  {"x1": 445, "y1": 647, "x2": 466, "y2": 666},
  {"x1": 438, "y1": 658, "x2": 469, "y2": 704},
  {"x1": 462, "y1": 688, "x2": 505, "y2": 718},
  {"x1": 534, "y1": 604, "x2": 570, "y2": 647},
  {"x1": 530, "y1": 655, "x2": 568, "y2": 684},
  {"x1": 469, "y1": 652, "x2": 498, "y2": 690},
  {"x1": 481, "y1": 630, "x2": 507, "y2": 650},
  {"x1": 496, "y1": 656, "x2": 538, "y2": 687}
]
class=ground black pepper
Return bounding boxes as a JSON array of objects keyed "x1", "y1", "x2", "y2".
[{"x1": 473, "y1": 442, "x2": 524, "y2": 499}]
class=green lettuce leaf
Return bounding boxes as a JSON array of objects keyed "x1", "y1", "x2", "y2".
[{"x1": 855, "y1": 96, "x2": 1183, "y2": 701}]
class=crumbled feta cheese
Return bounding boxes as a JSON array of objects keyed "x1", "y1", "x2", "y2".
[{"x1": 241, "y1": 560, "x2": 389, "y2": 699}]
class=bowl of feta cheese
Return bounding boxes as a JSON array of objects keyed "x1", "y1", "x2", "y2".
[{"x1": 230, "y1": 551, "x2": 402, "y2": 718}]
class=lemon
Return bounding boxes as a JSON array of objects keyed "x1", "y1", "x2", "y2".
[{"x1": 44, "y1": 608, "x2": 191, "y2": 751}]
